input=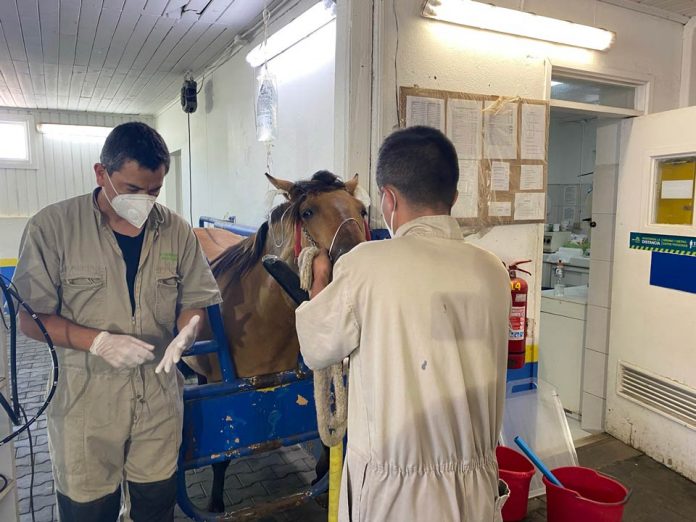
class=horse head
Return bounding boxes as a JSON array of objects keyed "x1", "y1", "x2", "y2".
[{"x1": 266, "y1": 170, "x2": 369, "y2": 263}]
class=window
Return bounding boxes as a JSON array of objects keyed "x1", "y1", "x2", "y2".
[
  {"x1": 652, "y1": 157, "x2": 695, "y2": 226},
  {"x1": 550, "y1": 69, "x2": 647, "y2": 118},
  {"x1": 0, "y1": 114, "x2": 37, "y2": 169},
  {"x1": 551, "y1": 77, "x2": 636, "y2": 110}
]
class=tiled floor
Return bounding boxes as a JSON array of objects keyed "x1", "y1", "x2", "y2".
[
  {"x1": 6, "y1": 331, "x2": 696, "y2": 521},
  {"x1": 174, "y1": 444, "x2": 328, "y2": 522},
  {"x1": 524, "y1": 435, "x2": 696, "y2": 521},
  {"x1": 566, "y1": 415, "x2": 594, "y2": 443},
  {"x1": 5, "y1": 333, "x2": 329, "y2": 522}
]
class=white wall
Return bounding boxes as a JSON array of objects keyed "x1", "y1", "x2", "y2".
[
  {"x1": 0, "y1": 108, "x2": 152, "y2": 260},
  {"x1": 548, "y1": 118, "x2": 597, "y2": 186},
  {"x1": 512, "y1": 0, "x2": 683, "y2": 112},
  {"x1": 0, "y1": 218, "x2": 26, "y2": 261},
  {"x1": 365, "y1": 0, "x2": 685, "y2": 374},
  {"x1": 155, "y1": 0, "x2": 336, "y2": 227},
  {"x1": 547, "y1": 117, "x2": 596, "y2": 226}
]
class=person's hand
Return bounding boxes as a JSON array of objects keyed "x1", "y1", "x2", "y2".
[
  {"x1": 155, "y1": 315, "x2": 200, "y2": 374},
  {"x1": 89, "y1": 332, "x2": 155, "y2": 369},
  {"x1": 310, "y1": 250, "x2": 332, "y2": 298}
]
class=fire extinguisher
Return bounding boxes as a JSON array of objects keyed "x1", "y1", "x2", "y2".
[{"x1": 508, "y1": 260, "x2": 532, "y2": 369}]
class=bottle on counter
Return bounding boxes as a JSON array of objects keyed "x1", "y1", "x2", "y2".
[{"x1": 554, "y1": 260, "x2": 565, "y2": 296}]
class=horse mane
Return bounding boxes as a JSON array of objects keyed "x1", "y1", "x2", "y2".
[{"x1": 211, "y1": 170, "x2": 346, "y2": 280}]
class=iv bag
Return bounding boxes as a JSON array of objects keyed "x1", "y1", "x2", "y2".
[{"x1": 255, "y1": 70, "x2": 278, "y2": 142}]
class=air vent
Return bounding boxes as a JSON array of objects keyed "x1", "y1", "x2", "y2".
[{"x1": 617, "y1": 361, "x2": 696, "y2": 431}]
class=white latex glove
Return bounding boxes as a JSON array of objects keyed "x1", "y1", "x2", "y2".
[
  {"x1": 155, "y1": 315, "x2": 200, "y2": 374},
  {"x1": 89, "y1": 332, "x2": 155, "y2": 369}
]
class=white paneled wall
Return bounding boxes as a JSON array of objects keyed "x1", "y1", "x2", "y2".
[{"x1": 0, "y1": 108, "x2": 153, "y2": 217}]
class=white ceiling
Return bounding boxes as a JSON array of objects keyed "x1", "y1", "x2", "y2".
[
  {"x1": 631, "y1": 0, "x2": 696, "y2": 17},
  {"x1": 2, "y1": 0, "x2": 696, "y2": 116},
  {"x1": 601, "y1": 0, "x2": 696, "y2": 22},
  {"x1": 0, "y1": 0, "x2": 280, "y2": 115}
]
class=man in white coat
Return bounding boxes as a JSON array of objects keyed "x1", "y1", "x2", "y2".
[{"x1": 296, "y1": 126, "x2": 511, "y2": 521}]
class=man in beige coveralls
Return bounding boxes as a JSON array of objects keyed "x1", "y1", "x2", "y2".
[
  {"x1": 296, "y1": 126, "x2": 511, "y2": 521},
  {"x1": 13, "y1": 122, "x2": 221, "y2": 521}
]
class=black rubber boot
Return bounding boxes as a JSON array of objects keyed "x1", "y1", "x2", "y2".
[
  {"x1": 128, "y1": 474, "x2": 177, "y2": 522},
  {"x1": 56, "y1": 486, "x2": 121, "y2": 522}
]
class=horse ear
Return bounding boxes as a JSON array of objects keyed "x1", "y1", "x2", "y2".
[
  {"x1": 345, "y1": 173, "x2": 359, "y2": 195},
  {"x1": 265, "y1": 173, "x2": 294, "y2": 195}
]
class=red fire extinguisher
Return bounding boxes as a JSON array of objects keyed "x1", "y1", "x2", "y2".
[{"x1": 508, "y1": 260, "x2": 532, "y2": 369}]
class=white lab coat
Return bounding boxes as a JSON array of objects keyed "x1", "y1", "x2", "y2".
[{"x1": 296, "y1": 216, "x2": 511, "y2": 522}]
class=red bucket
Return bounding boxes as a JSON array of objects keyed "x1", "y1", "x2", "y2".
[
  {"x1": 543, "y1": 466, "x2": 630, "y2": 522},
  {"x1": 496, "y1": 446, "x2": 535, "y2": 521}
]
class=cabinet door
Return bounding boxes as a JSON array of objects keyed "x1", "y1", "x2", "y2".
[{"x1": 539, "y1": 311, "x2": 585, "y2": 414}]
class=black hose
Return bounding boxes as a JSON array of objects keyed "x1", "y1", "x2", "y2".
[
  {"x1": 0, "y1": 275, "x2": 59, "y2": 446},
  {"x1": 4, "y1": 279, "x2": 20, "y2": 423}
]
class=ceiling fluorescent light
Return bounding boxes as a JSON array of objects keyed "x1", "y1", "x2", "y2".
[
  {"x1": 422, "y1": 0, "x2": 615, "y2": 51},
  {"x1": 246, "y1": 1, "x2": 337, "y2": 68},
  {"x1": 37, "y1": 124, "x2": 113, "y2": 138}
]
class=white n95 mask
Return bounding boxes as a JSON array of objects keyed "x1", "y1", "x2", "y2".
[
  {"x1": 105, "y1": 174, "x2": 156, "y2": 229},
  {"x1": 380, "y1": 189, "x2": 396, "y2": 238}
]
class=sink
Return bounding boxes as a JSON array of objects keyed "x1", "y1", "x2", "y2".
[
  {"x1": 544, "y1": 247, "x2": 590, "y2": 269},
  {"x1": 569, "y1": 256, "x2": 590, "y2": 268}
]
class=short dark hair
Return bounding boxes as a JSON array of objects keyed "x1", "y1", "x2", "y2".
[
  {"x1": 376, "y1": 126, "x2": 459, "y2": 209},
  {"x1": 100, "y1": 122, "x2": 170, "y2": 174}
]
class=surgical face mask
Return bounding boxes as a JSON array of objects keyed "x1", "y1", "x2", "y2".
[
  {"x1": 380, "y1": 189, "x2": 396, "y2": 238},
  {"x1": 104, "y1": 173, "x2": 156, "y2": 229}
]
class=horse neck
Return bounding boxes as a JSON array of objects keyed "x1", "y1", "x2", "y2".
[{"x1": 243, "y1": 215, "x2": 298, "y2": 313}]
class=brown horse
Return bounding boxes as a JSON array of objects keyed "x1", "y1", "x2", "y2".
[{"x1": 187, "y1": 170, "x2": 369, "y2": 513}]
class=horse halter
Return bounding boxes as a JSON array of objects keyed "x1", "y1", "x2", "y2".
[{"x1": 293, "y1": 218, "x2": 371, "y2": 260}]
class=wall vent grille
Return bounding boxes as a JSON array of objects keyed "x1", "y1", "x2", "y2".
[{"x1": 617, "y1": 361, "x2": 696, "y2": 431}]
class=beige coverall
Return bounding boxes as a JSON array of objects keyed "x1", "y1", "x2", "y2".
[
  {"x1": 296, "y1": 215, "x2": 511, "y2": 521},
  {"x1": 13, "y1": 190, "x2": 221, "y2": 503}
]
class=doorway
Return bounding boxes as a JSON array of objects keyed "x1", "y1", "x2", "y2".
[
  {"x1": 538, "y1": 105, "x2": 628, "y2": 445},
  {"x1": 163, "y1": 150, "x2": 183, "y2": 216}
]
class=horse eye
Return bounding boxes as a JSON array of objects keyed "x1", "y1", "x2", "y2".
[
  {"x1": 361, "y1": 208, "x2": 367, "y2": 218},
  {"x1": 301, "y1": 208, "x2": 314, "y2": 219}
]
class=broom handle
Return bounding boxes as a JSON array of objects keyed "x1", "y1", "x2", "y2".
[
  {"x1": 514, "y1": 436, "x2": 564, "y2": 487},
  {"x1": 328, "y1": 441, "x2": 343, "y2": 522}
]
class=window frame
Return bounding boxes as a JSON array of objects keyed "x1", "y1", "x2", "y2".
[
  {"x1": 0, "y1": 113, "x2": 38, "y2": 170},
  {"x1": 548, "y1": 66, "x2": 649, "y2": 119},
  {"x1": 650, "y1": 154, "x2": 696, "y2": 227}
]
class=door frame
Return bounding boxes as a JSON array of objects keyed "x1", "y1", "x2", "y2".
[
  {"x1": 545, "y1": 63, "x2": 647, "y2": 432},
  {"x1": 165, "y1": 150, "x2": 183, "y2": 216}
]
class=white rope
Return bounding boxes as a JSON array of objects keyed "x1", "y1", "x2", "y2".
[{"x1": 298, "y1": 246, "x2": 348, "y2": 447}]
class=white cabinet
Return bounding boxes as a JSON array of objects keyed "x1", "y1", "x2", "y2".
[
  {"x1": 539, "y1": 286, "x2": 588, "y2": 416},
  {"x1": 0, "y1": 331, "x2": 18, "y2": 521}
]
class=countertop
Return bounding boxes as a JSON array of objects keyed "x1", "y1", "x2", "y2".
[{"x1": 541, "y1": 284, "x2": 589, "y2": 305}]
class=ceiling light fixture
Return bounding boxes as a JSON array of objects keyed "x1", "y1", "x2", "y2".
[
  {"x1": 246, "y1": 1, "x2": 337, "y2": 68},
  {"x1": 36, "y1": 124, "x2": 113, "y2": 138},
  {"x1": 422, "y1": 0, "x2": 615, "y2": 51}
]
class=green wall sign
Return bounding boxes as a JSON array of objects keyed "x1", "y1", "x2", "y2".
[{"x1": 629, "y1": 232, "x2": 696, "y2": 256}]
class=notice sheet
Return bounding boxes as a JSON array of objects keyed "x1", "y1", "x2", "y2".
[
  {"x1": 491, "y1": 161, "x2": 510, "y2": 192},
  {"x1": 514, "y1": 192, "x2": 545, "y2": 221},
  {"x1": 484, "y1": 102, "x2": 518, "y2": 159},
  {"x1": 520, "y1": 164, "x2": 544, "y2": 191},
  {"x1": 452, "y1": 160, "x2": 479, "y2": 219},
  {"x1": 521, "y1": 104, "x2": 547, "y2": 160},
  {"x1": 446, "y1": 99, "x2": 483, "y2": 160},
  {"x1": 406, "y1": 96, "x2": 445, "y2": 131}
]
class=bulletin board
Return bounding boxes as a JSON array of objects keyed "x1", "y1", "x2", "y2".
[{"x1": 399, "y1": 86, "x2": 549, "y2": 227}]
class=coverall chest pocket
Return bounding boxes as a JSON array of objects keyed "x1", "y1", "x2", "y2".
[
  {"x1": 60, "y1": 267, "x2": 105, "y2": 325},
  {"x1": 155, "y1": 271, "x2": 179, "y2": 327}
]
